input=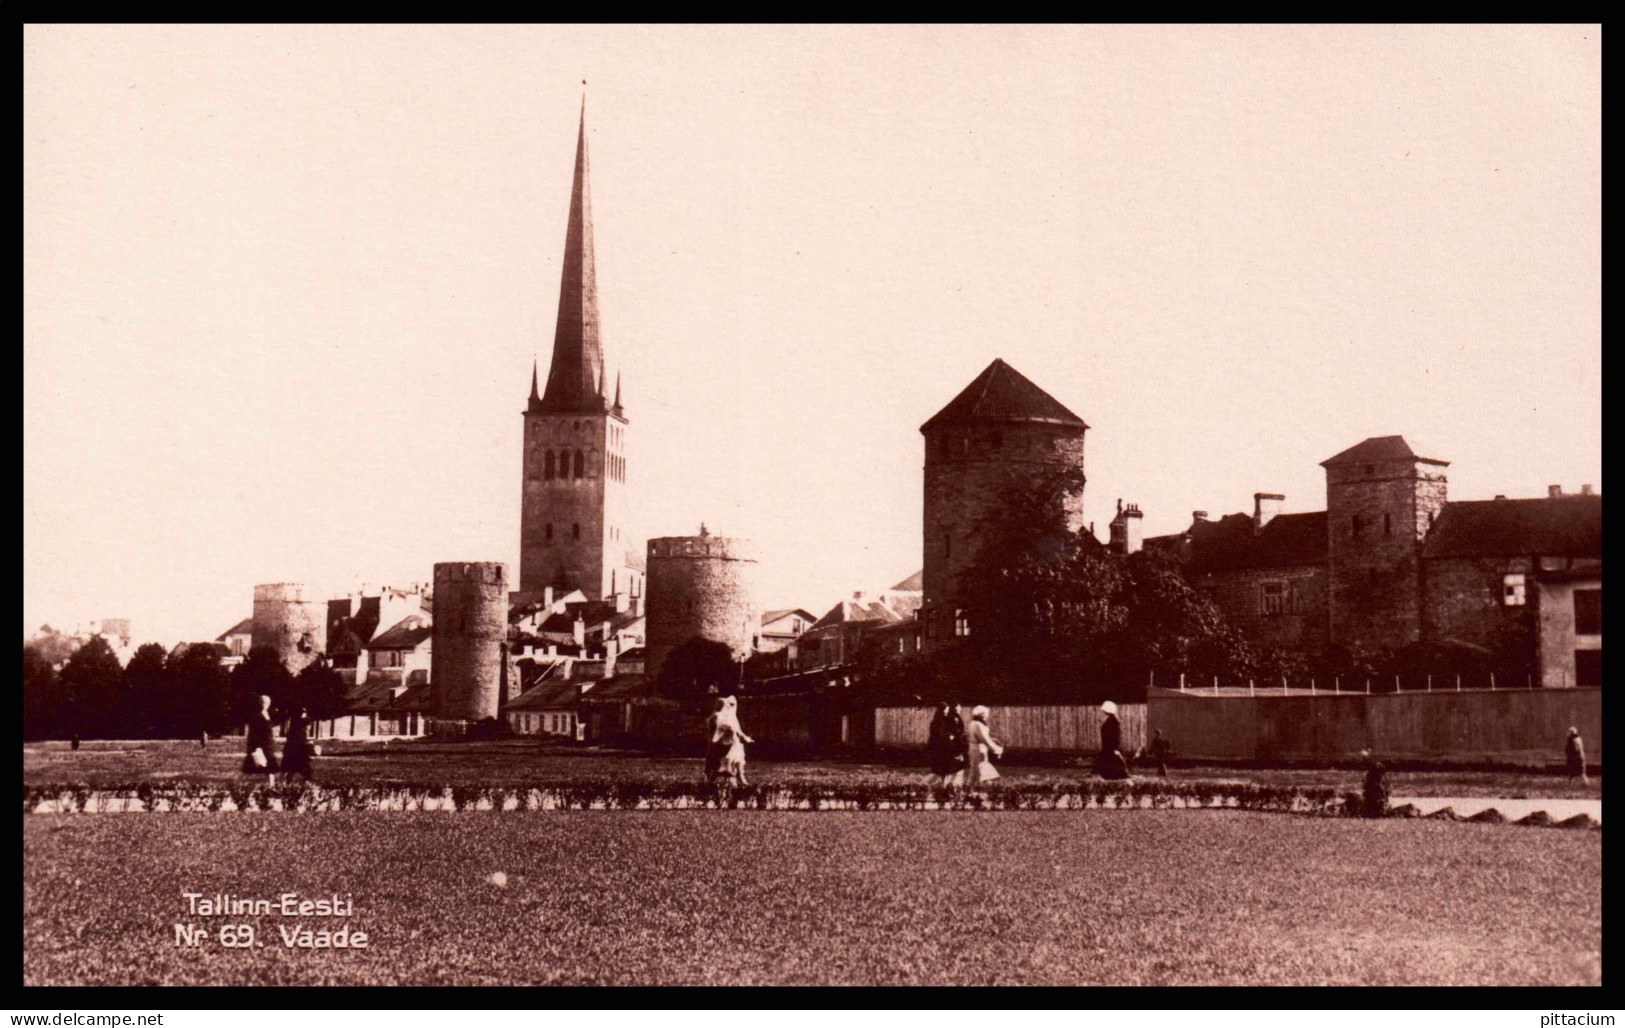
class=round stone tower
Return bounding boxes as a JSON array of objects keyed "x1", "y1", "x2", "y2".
[
  {"x1": 920, "y1": 359, "x2": 1089, "y2": 650},
  {"x1": 431, "y1": 562, "x2": 508, "y2": 722},
  {"x1": 251, "y1": 583, "x2": 327, "y2": 675},
  {"x1": 644, "y1": 528, "x2": 759, "y2": 683}
]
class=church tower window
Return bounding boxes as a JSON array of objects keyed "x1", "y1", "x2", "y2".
[
  {"x1": 574, "y1": 450, "x2": 585, "y2": 478},
  {"x1": 544, "y1": 450, "x2": 555, "y2": 480}
]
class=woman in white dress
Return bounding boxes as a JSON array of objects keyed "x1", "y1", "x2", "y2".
[
  {"x1": 719, "y1": 696, "x2": 755, "y2": 787},
  {"x1": 966, "y1": 705, "x2": 1004, "y2": 787}
]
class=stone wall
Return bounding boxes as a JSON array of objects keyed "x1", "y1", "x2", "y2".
[
  {"x1": 921, "y1": 421, "x2": 1086, "y2": 646},
  {"x1": 250, "y1": 583, "x2": 327, "y2": 675},
  {"x1": 519, "y1": 410, "x2": 637, "y2": 601},
  {"x1": 430, "y1": 562, "x2": 508, "y2": 721},
  {"x1": 1325, "y1": 458, "x2": 1447, "y2": 652},
  {"x1": 644, "y1": 535, "x2": 759, "y2": 683},
  {"x1": 1200, "y1": 563, "x2": 1329, "y2": 652}
]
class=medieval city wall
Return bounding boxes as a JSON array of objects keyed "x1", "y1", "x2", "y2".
[
  {"x1": 644, "y1": 535, "x2": 759, "y2": 683},
  {"x1": 431, "y1": 562, "x2": 508, "y2": 721}
]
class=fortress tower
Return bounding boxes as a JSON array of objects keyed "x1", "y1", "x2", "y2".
[
  {"x1": 251, "y1": 583, "x2": 326, "y2": 675},
  {"x1": 1322, "y1": 436, "x2": 1449, "y2": 653},
  {"x1": 519, "y1": 100, "x2": 642, "y2": 605},
  {"x1": 431, "y1": 562, "x2": 509, "y2": 722},
  {"x1": 919, "y1": 359, "x2": 1089, "y2": 650},
  {"x1": 644, "y1": 528, "x2": 760, "y2": 684}
]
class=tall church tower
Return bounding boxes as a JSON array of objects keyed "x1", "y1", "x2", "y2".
[{"x1": 519, "y1": 100, "x2": 641, "y2": 604}]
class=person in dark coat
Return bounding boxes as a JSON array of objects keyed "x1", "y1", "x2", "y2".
[
  {"x1": 1565, "y1": 727, "x2": 1589, "y2": 784},
  {"x1": 281, "y1": 705, "x2": 316, "y2": 782},
  {"x1": 1093, "y1": 701, "x2": 1130, "y2": 780},
  {"x1": 1143, "y1": 729, "x2": 1173, "y2": 778},
  {"x1": 242, "y1": 694, "x2": 280, "y2": 785},
  {"x1": 1360, "y1": 749, "x2": 1389, "y2": 818},
  {"x1": 703, "y1": 697, "x2": 727, "y2": 783},
  {"x1": 927, "y1": 703, "x2": 968, "y2": 786}
]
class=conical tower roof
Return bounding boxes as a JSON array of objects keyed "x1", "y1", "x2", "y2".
[
  {"x1": 535, "y1": 98, "x2": 608, "y2": 414},
  {"x1": 920, "y1": 358, "x2": 1087, "y2": 432}
]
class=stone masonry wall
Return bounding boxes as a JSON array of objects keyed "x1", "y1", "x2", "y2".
[
  {"x1": 431, "y1": 562, "x2": 508, "y2": 721},
  {"x1": 644, "y1": 536, "x2": 759, "y2": 684}
]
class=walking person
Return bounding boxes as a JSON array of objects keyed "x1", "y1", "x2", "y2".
[
  {"x1": 966, "y1": 705, "x2": 1004, "y2": 788},
  {"x1": 720, "y1": 696, "x2": 754, "y2": 787},
  {"x1": 1094, "y1": 700, "x2": 1129, "y2": 780},
  {"x1": 281, "y1": 705, "x2": 316, "y2": 783},
  {"x1": 703, "y1": 697, "x2": 728, "y2": 784},
  {"x1": 1565, "y1": 727, "x2": 1590, "y2": 785},
  {"x1": 242, "y1": 694, "x2": 280, "y2": 787},
  {"x1": 927, "y1": 702, "x2": 967, "y2": 787}
]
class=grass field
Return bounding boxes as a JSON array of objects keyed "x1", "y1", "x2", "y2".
[
  {"x1": 22, "y1": 810, "x2": 1600, "y2": 985},
  {"x1": 21, "y1": 739, "x2": 1603, "y2": 799}
]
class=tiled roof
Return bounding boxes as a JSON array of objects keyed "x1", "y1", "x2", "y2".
[
  {"x1": 809, "y1": 598, "x2": 906, "y2": 632},
  {"x1": 1321, "y1": 435, "x2": 1448, "y2": 467},
  {"x1": 215, "y1": 618, "x2": 254, "y2": 641},
  {"x1": 368, "y1": 615, "x2": 432, "y2": 651},
  {"x1": 889, "y1": 570, "x2": 923, "y2": 592},
  {"x1": 506, "y1": 679, "x2": 584, "y2": 712},
  {"x1": 579, "y1": 673, "x2": 655, "y2": 701},
  {"x1": 1158, "y1": 511, "x2": 1330, "y2": 573},
  {"x1": 761, "y1": 608, "x2": 816, "y2": 630},
  {"x1": 1423, "y1": 495, "x2": 1602, "y2": 559},
  {"x1": 921, "y1": 359, "x2": 1088, "y2": 432}
]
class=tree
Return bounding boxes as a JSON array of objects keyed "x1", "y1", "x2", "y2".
[
  {"x1": 168, "y1": 644, "x2": 232, "y2": 736},
  {"x1": 230, "y1": 646, "x2": 293, "y2": 722},
  {"x1": 656, "y1": 637, "x2": 746, "y2": 706},
  {"x1": 23, "y1": 646, "x2": 61, "y2": 741},
  {"x1": 57, "y1": 636, "x2": 124, "y2": 740},
  {"x1": 121, "y1": 643, "x2": 171, "y2": 738},
  {"x1": 291, "y1": 658, "x2": 349, "y2": 721}
]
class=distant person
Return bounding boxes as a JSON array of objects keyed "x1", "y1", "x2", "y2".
[
  {"x1": 1360, "y1": 749, "x2": 1389, "y2": 818},
  {"x1": 1143, "y1": 729, "x2": 1173, "y2": 778},
  {"x1": 242, "y1": 694, "x2": 280, "y2": 786},
  {"x1": 200, "y1": 731, "x2": 208, "y2": 750},
  {"x1": 719, "y1": 696, "x2": 754, "y2": 787},
  {"x1": 1565, "y1": 727, "x2": 1589, "y2": 784},
  {"x1": 70, "y1": 733, "x2": 80, "y2": 752},
  {"x1": 928, "y1": 702, "x2": 967, "y2": 787},
  {"x1": 966, "y1": 705, "x2": 1004, "y2": 787},
  {"x1": 281, "y1": 706, "x2": 316, "y2": 783},
  {"x1": 1094, "y1": 701, "x2": 1129, "y2": 780},
  {"x1": 703, "y1": 697, "x2": 728, "y2": 783}
]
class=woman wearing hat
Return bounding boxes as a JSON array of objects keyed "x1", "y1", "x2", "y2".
[
  {"x1": 966, "y1": 705, "x2": 1004, "y2": 787},
  {"x1": 1094, "y1": 701, "x2": 1129, "y2": 780},
  {"x1": 1565, "y1": 727, "x2": 1589, "y2": 784}
]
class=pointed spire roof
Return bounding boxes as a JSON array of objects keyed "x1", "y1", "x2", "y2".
[
  {"x1": 920, "y1": 358, "x2": 1088, "y2": 432},
  {"x1": 527, "y1": 359, "x2": 543, "y2": 412},
  {"x1": 612, "y1": 369, "x2": 623, "y2": 416},
  {"x1": 536, "y1": 96, "x2": 608, "y2": 414}
]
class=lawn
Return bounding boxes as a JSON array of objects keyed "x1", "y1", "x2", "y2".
[
  {"x1": 22, "y1": 810, "x2": 1601, "y2": 985},
  {"x1": 21, "y1": 738, "x2": 1603, "y2": 799}
]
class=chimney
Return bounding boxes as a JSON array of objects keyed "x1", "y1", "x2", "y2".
[
  {"x1": 1108, "y1": 499, "x2": 1144, "y2": 555},
  {"x1": 1253, "y1": 493, "x2": 1285, "y2": 533},
  {"x1": 1581, "y1": 484, "x2": 1594, "y2": 496},
  {"x1": 615, "y1": 590, "x2": 629, "y2": 613},
  {"x1": 600, "y1": 620, "x2": 612, "y2": 656},
  {"x1": 605, "y1": 638, "x2": 618, "y2": 679},
  {"x1": 573, "y1": 617, "x2": 585, "y2": 649},
  {"x1": 1494, "y1": 495, "x2": 1508, "y2": 501},
  {"x1": 544, "y1": 585, "x2": 555, "y2": 611},
  {"x1": 1548, "y1": 484, "x2": 1563, "y2": 498}
]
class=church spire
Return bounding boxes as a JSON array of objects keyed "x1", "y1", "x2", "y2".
[
  {"x1": 536, "y1": 94, "x2": 606, "y2": 413},
  {"x1": 527, "y1": 358, "x2": 542, "y2": 412},
  {"x1": 612, "y1": 369, "x2": 623, "y2": 415}
]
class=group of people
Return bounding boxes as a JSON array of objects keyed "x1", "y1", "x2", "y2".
[
  {"x1": 241, "y1": 693, "x2": 318, "y2": 787},
  {"x1": 926, "y1": 700, "x2": 1175, "y2": 787},
  {"x1": 703, "y1": 695, "x2": 754, "y2": 788}
]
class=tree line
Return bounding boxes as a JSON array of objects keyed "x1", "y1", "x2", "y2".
[{"x1": 22, "y1": 638, "x2": 350, "y2": 742}]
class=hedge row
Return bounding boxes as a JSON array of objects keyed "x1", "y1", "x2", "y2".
[{"x1": 18, "y1": 778, "x2": 1597, "y2": 828}]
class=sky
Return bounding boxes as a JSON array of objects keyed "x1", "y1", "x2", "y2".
[{"x1": 23, "y1": 25, "x2": 1602, "y2": 648}]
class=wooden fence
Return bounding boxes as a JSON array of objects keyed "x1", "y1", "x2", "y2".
[{"x1": 875, "y1": 704, "x2": 1147, "y2": 755}]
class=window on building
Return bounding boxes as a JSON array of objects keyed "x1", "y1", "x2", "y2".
[
  {"x1": 1383, "y1": 513, "x2": 1392, "y2": 536},
  {"x1": 544, "y1": 450, "x2": 555, "y2": 480},
  {"x1": 954, "y1": 609, "x2": 970, "y2": 637},
  {"x1": 1574, "y1": 589, "x2": 1602, "y2": 635},
  {"x1": 1260, "y1": 581, "x2": 1288, "y2": 616},
  {"x1": 573, "y1": 523, "x2": 580, "y2": 540},
  {"x1": 1503, "y1": 573, "x2": 1526, "y2": 606},
  {"x1": 545, "y1": 523, "x2": 553, "y2": 541},
  {"x1": 1575, "y1": 650, "x2": 1601, "y2": 688},
  {"x1": 574, "y1": 450, "x2": 585, "y2": 478},
  {"x1": 1351, "y1": 515, "x2": 1364, "y2": 539},
  {"x1": 943, "y1": 532, "x2": 952, "y2": 558}
]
